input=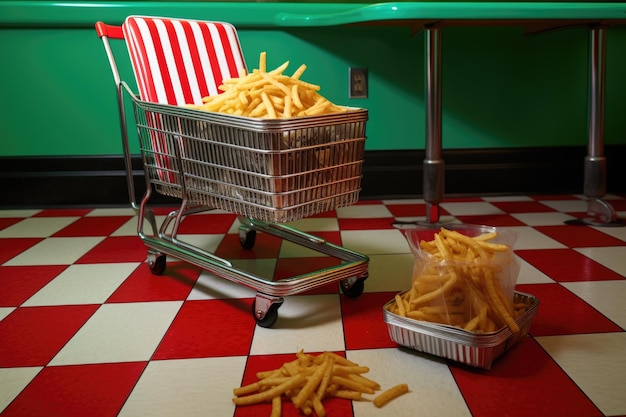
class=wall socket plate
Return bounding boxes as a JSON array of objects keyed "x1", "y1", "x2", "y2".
[{"x1": 349, "y1": 67, "x2": 368, "y2": 99}]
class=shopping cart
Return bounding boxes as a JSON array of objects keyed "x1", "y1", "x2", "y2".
[{"x1": 95, "y1": 16, "x2": 369, "y2": 327}]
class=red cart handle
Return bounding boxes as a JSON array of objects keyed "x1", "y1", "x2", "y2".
[{"x1": 95, "y1": 21, "x2": 124, "y2": 39}]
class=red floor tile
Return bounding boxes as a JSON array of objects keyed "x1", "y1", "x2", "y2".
[
  {"x1": 606, "y1": 198, "x2": 626, "y2": 211},
  {"x1": 516, "y1": 248, "x2": 624, "y2": 282},
  {"x1": 490, "y1": 200, "x2": 556, "y2": 213},
  {"x1": 341, "y1": 292, "x2": 398, "y2": 350},
  {"x1": 143, "y1": 206, "x2": 177, "y2": 216},
  {"x1": 1, "y1": 362, "x2": 146, "y2": 417},
  {"x1": 516, "y1": 283, "x2": 623, "y2": 336},
  {"x1": 152, "y1": 298, "x2": 256, "y2": 360},
  {"x1": 0, "y1": 305, "x2": 100, "y2": 367},
  {"x1": 534, "y1": 224, "x2": 626, "y2": 248},
  {"x1": 52, "y1": 216, "x2": 132, "y2": 237},
  {"x1": 386, "y1": 203, "x2": 428, "y2": 218},
  {"x1": 0, "y1": 265, "x2": 67, "y2": 307},
  {"x1": 176, "y1": 212, "x2": 237, "y2": 234},
  {"x1": 0, "y1": 238, "x2": 43, "y2": 265},
  {"x1": 338, "y1": 217, "x2": 395, "y2": 230},
  {"x1": 106, "y1": 262, "x2": 200, "y2": 303},
  {"x1": 75, "y1": 236, "x2": 147, "y2": 264},
  {"x1": 451, "y1": 337, "x2": 603, "y2": 417}
]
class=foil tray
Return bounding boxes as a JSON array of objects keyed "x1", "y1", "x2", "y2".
[{"x1": 383, "y1": 291, "x2": 539, "y2": 369}]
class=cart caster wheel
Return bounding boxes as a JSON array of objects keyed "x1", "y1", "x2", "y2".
[
  {"x1": 239, "y1": 229, "x2": 257, "y2": 250},
  {"x1": 148, "y1": 253, "x2": 166, "y2": 276},
  {"x1": 340, "y1": 276, "x2": 366, "y2": 299},
  {"x1": 252, "y1": 300, "x2": 282, "y2": 328}
]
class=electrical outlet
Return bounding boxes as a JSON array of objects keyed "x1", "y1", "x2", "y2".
[{"x1": 349, "y1": 67, "x2": 368, "y2": 99}]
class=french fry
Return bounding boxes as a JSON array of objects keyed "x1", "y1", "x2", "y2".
[
  {"x1": 232, "y1": 351, "x2": 409, "y2": 416},
  {"x1": 187, "y1": 52, "x2": 347, "y2": 118},
  {"x1": 270, "y1": 396, "x2": 281, "y2": 417},
  {"x1": 232, "y1": 374, "x2": 306, "y2": 406},
  {"x1": 373, "y1": 383, "x2": 409, "y2": 408}
]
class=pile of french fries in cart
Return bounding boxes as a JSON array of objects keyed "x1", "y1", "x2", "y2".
[{"x1": 187, "y1": 52, "x2": 348, "y2": 118}]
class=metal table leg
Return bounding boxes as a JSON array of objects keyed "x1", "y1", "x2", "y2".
[
  {"x1": 413, "y1": 25, "x2": 621, "y2": 227},
  {"x1": 423, "y1": 25, "x2": 444, "y2": 223},
  {"x1": 575, "y1": 25, "x2": 622, "y2": 226}
]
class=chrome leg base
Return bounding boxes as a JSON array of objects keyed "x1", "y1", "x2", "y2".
[{"x1": 566, "y1": 198, "x2": 623, "y2": 227}]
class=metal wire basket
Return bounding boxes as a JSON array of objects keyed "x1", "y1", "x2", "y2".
[{"x1": 132, "y1": 96, "x2": 368, "y2": 223}]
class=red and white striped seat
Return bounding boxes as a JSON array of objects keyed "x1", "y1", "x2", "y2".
[
  {"x1": 122, "y1": 15, "x2": 247, "y2": 105},
  {"x1": 97, "y1": 16, "x2": 248, "y2": 185}
]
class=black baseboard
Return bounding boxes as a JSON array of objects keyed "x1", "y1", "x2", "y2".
[{"x1": 2, "y1": 145, "x2": 624, "y2": 208}]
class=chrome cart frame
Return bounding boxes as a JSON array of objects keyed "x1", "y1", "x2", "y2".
[{"x1": 96, "y1": 21, "x2": 369, "y2": 328}]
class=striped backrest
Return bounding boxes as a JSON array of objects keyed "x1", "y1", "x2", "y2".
[{"x1": 122, "y1": 16, "x2": 247, "y2": 105}]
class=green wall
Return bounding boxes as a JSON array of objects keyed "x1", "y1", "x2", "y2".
[{"x1": 1, "y1": 2, "x2": 625, "y2": 157}]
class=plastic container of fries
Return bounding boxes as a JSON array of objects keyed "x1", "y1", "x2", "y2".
[
  {"x1": 383, "y1": 223, "x2": 539, "y2": 369},
  {"x1": 132, "y1": 96, "x2": 367, "y2": 223},
  {"x1": 383, "y1": 291, "x2": 539, "y2": 369}
]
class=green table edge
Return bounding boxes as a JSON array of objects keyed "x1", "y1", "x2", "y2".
[{"x1": 2, "y1": 2, "x2": 626, "y2": 28}]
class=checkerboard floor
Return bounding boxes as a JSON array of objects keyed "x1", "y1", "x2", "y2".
[{"x1": 1, "y1": 194, "x2": 625, "y2": 417}]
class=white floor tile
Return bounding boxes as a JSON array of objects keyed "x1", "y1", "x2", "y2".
[
  {"x1": 3, "y1": 237, "x2": 104, "y2": 266},
  {"x1": 110, "y1": 217, "x2": 140, "y2": 237},
  {"x1": 382, "y1": 198, "x2": 426, "y2": 205},
  {"x1": 575, "y1": 247, "x2": 626, "y2": 277},
  {"x1": 340, "y1": 229, "x2": 410, "y2": 255},
  {"x1": 86, "y1": 208, "x2": 136, "y2": 217},
  {"x1": 250, "y1": 294, "x2": 344, "y2": 355},
  {"x1": 348, "y1": 348, "x2": 471, "y2": 417},
  {"x1": 0, "y1": 308, "x2": 14, "y2": 321},
  {"x1": 511, "y1": 212, "x2": 577, "y2": 226},
  {"x1": 439, "y1": 201, "x2": 504, "y2": 216},
  {"x1": 364, "y1": 254, "x2": 413, "y2": 293},
  {"x1": 285, "y1": 217, "x2": 340, "y2": 232},
  {"x1": 503, "y1": 226, "x2": 566, "y2": 250},
  {"x1": 539, "y1": 199, "x2": 588, "y2": 213},
  {"x1": 0, "y1": 217, "x2": 79, "y2": 238},
  {"x1": 593, "y1": 194, "x2": 618, "y2": 200},
  {"x1": 22, "y1": 263, "x2": 140, "y2": 306},
  {"x1": 187, "y1": 263, "x2": 268, "y2": 300},
  {"x1": 0, "y1": 210, "x2": 40, "y2": 218},
  {"x1": 112, "y1": 215, "x2": 171, "y2": 237},
  {"x1": 49, "y1": 301, "x2": 183, "y2": 365},
  {"x1": 562, "y1": 280, "x2": 626, "y2": 329},
  {"x1": 536, "y1": 332, "x2": 626, "y2": 416},
  {"x1": 279, "y1": 240, "x2": 334, "y2": 258},
  {"x1": 0, "y1": 367, "x2": 43, "y2": 413},
  {"x1": 336, "y1": 204, "x2": 393, "y2": 219},
  {"x1": 118, "y1": 356, "x2": 246, "y2": 417},
  {"x1": 172, "y1": 234, "x2": 225, "y2": 255}
]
